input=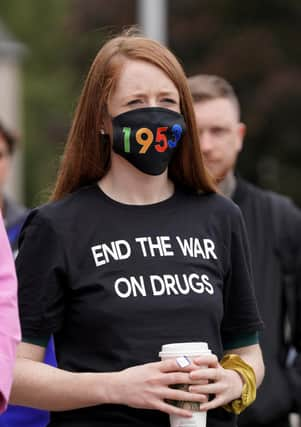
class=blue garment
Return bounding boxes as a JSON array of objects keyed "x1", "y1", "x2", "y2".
[
  {"x1": 1, "y1": 201, "x2": 57, "y2": 425},
  {"x1": 1, "y1": 201, "x2": 57, "y2": 426},
  {"x1": 0, "y1": 338, "x2": 56, "y2": 426},
  {"x1": 3, "y1": 197, "x2": 28, "y2": 254}
]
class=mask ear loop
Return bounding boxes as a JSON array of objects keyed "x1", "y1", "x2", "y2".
[
  {"x1": 99, "y1": 129, "x2": 110, "y2": 145},
  {"x1": 98, "y1": 129, "x2": 111, "y2": 172}
]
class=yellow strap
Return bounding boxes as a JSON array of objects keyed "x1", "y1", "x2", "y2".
[{"x1": 220, "y1": 354, "x2": 257, "y2": 415}]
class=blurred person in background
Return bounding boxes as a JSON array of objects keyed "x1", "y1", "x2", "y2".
[
  {"x1": 0, "y1": 120, "x2": 56, "y2": 426},
  {"x1": 8, "y1": 30, "x2": 264, "y2": 427},
  {"x1": 188, "y1": 74, "x2": 301, "y2": 427},
  {"x1": 0, "y1": 215, "x2": 21, "y2": 415},
  {"x1": 0, "y1": 121, "x2": 27, "y2": 255}
]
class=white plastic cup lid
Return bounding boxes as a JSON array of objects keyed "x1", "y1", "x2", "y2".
[{"x1": 159, "y1": 342, "x2": 211, "y2": 358}]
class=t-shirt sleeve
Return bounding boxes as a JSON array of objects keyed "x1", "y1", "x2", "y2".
[
  {"x1": 221, "y1": 205, "x2": 264, "y2": 345},
  {"x1": 16, "y1": 209, "x2": 67, "y2": 343}
]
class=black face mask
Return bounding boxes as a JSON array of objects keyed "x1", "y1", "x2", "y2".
[{"x1": 111, "y1": 107, "x2": 186, "y2": 176}]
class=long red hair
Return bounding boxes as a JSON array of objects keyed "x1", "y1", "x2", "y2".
[{"x1": 51, "y1": 31, "x2": 216, "y2": 201}]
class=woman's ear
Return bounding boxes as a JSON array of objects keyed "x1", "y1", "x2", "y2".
[
  {"x1": 99, "y1": 125, "x2": 111, "y2": 145},
  {"x1": 101, "y1": 110, "x2": 113, "y2": 136}
]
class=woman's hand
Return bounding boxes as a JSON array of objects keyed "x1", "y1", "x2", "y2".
[
  {"x1": 188, "y1": 354, "x2": 244, "y2": 411},
  {"x1": 108, "y1": 359, "x2": 207, "y2": 417}
]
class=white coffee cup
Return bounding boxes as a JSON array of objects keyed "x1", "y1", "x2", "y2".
[{"x1": 159, "y1": 342, "x2": 212, "y2": 427}]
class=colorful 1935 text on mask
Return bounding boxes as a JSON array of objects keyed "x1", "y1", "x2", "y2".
[{"x1": 111, "y1": 107, "x2": 186, "y2": 175}]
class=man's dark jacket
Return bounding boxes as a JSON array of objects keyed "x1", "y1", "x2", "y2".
[{"x1": 234, "y1": 178, "x2": 301, "y2": 426}]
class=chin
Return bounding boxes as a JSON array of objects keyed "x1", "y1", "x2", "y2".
[
  {"x1": 215, "y1": 173, "x2": 227, "y2": 183},
  {"x1": 205, "y1": 166, "x2": 225, "y2": 183}
]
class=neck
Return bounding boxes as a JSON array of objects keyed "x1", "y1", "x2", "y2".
[
  {"x1": 218, "y1": 171, "x2": 236, "y2": 198},
  {"x1": 99, "y1": 154, "x2": 174, "y2": 205}
]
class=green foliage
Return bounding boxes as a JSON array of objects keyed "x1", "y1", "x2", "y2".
[
  {"x1": 2, "y1": 0, "x2": 77, "y2": 205},
  {"x1": 2, "y1": 0, "x2": 301, "y2": 205}
]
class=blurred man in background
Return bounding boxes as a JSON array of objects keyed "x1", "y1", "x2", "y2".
[
  {"x1": 188, "y1": 74, "x2": 301, "y2": 427},
  {"x1": 0, "y1": 121, "x2": 27, "y2": 255}
]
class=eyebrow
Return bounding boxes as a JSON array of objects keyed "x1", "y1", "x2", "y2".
[
  {"x1": 158, "y1": 90, "x2": 179, "y2": 97},
  {"x1": 123, "y1": 91, "x2": 179, "y2": 100}
]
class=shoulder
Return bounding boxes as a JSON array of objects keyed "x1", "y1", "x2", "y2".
[
  {"x1": 179, "y1": 187, "x2": 243, "y2": 223},
  {"x1": 233, "y1": 178, "x2": 301, "y2": 234},
  {"x1": 236, "y1": 177, "x2": 289, "y2": 205},
  {"x1": 22, "y1": 184, "x2": 99, "y2": 234}
]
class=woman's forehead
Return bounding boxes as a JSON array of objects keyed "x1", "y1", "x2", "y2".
[{"x1": 112, "y1": 59, "x2": 178, "y2": 97}]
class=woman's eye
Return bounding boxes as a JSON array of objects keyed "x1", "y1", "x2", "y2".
[
  {"x1": 162, "y1": 98, "x2": 176, "y2": 104},
  {"x1": 212, "y1": 127, "x2": 227, "y2": 135},
  {"x1": 127, "y1": 99, "x2": 141, "y2": 106}
]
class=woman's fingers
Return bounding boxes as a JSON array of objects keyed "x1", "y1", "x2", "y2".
[
  {"x1": 162, "y1": 372, "x2": 196, "y2": 385},
  {"x1": 157, "y1": 356, "x2": 244, "y2": 413},
  {"x1": 159, "y1": 358, "x2": 195, "y2": 373},
  {"x1": 189, "y1": 383, "x2": 224, "y2": 394},
  {"x1": 157, "y1": 400, "x2": 193, "y2": 418},
  {"x1": 162, "y1": 372, "x2": 208, "y2": 386},
  {"x1": 189, "y1": 366, "x2": 244, "y2": 410},
  {"x1": 189, "y1": 367, "x2": 219, "y2": 381},
  {"x1": 199, "y1": 396, "x2": 225, "y2": 412},
  {"x1": 165, "y1": 387, "x2": 207, "y2": 403},
  {"x1": 118, "y1": 359, "x2": 239, "y2": 416},
  {"x1": 193, "y1": 354, "x2": 219, "y2": 367}
]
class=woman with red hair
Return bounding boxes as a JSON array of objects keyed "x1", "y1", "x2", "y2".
[{"x1": 10, "y1": 30, "x2": 264, "y2": 427}]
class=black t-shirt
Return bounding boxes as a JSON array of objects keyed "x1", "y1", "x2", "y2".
[{"x1": 16, "y1": 184, "x2": 263, "y2": 427}]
